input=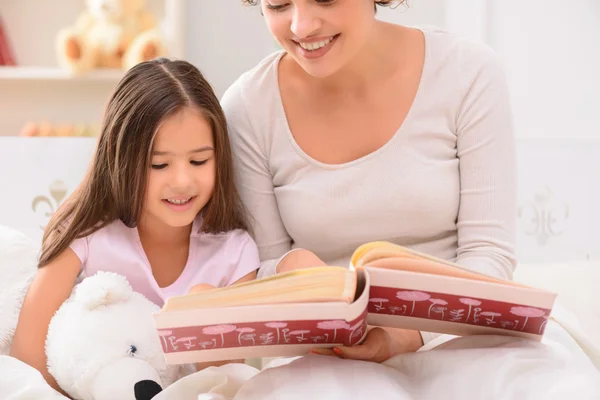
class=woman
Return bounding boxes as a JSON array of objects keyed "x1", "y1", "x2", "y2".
[{"x1": 222, "y1": 0, "x2": 516, "y2": 362}]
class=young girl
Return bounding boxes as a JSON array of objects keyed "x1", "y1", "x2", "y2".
[{"x1": 10, "y1": 58, "x2": 259, "y2": 393}]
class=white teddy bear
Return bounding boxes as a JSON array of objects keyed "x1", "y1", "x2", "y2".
[
  {"x1": 46, "y1": 271, "x2": 187, "y2": 399},
  {"x1": 0, "y1": 225, "x2": 190, "y2": 400}
]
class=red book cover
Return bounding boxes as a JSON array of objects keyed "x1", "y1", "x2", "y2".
[
  {"x1": 364, "y1": 267, "x2": 554, "y2": 338},
  {"x1": 153, "y1": 243, "x2": 557, "y2": 365}
]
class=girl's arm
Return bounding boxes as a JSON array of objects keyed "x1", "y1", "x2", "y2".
[
  {"x1": 231, "y1": 270, "x2": 257, "y2": 284},
  {"x1": 188, "y1": 270, "x2": 256, "y2": 293},
  {"x1": 10, "y1": 248, "x2": 82, "y2": 396}
]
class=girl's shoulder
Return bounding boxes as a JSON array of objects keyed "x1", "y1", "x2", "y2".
[
  {"x1": 69, "y1": 219, "x2": 135, "y2": 264},
  {"x1": 85, "y1": 219, "x2": 133, "y2": 243},
  {"x1": 71, "y1": 219, "x2": 136, "y2": 251}
]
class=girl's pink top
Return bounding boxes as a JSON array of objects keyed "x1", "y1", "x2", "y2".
[{"x1": 70, "y1": 217, "x2": 259, "y2": 306}]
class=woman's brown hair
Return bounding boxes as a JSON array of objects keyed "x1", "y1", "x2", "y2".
[{"x1": 39, "y1": 58, "x2": 248, "y2": 267}]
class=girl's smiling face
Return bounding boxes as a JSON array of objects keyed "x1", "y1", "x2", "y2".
[{"x1": 144, "y1": 107, "x2": 216, "y2": 229}]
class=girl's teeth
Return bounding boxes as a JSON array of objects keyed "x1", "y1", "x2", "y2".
[
  {"x1": 299, "y1": 37, "x2": 333, "y2": 51},
  {"x1": 166, "y1": 198, "x2": 191, "y2": 205}
]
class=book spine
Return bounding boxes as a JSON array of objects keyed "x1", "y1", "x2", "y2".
[
  {"x1": 367, "y1": 285, "x2": 552, "y2": 337},
  {"x1": 157, "y1": 308, "x2": 368, "y2": 363}
]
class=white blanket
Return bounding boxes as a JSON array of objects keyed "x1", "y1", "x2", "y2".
[
  {"x1": 150, "y1": 303, "x2": 600, "y2": 400},
  {"x1": 0, "y1": 356, "x2": 67, "y2": 400},
  {"x1": 1, "y1": 301, "x2": 598, "y2": 400}
]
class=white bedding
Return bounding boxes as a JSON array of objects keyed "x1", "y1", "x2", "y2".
[
  {"x1": 2, "y1": 226, "x2": 599, "y2": 399},
  {"x1": 152, "y1": 260, "x2": 600, "y2": 400},
  {"x1": 3, "y1": 295, "x2": 598, "y2": 400},
  {"x1": 3, "y1": 316, "x2": 598, "y2": 400},
  {"x1": 146, "y1": 301, "x2": 600, "y2": 400},
  {"x1": 0, "y1": 356, "x2": 67, "y2": 399}
]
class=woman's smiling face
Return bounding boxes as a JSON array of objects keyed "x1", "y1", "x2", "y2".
[{"x1": 261, "y1": 0, "x2": 377, "y2": 78}]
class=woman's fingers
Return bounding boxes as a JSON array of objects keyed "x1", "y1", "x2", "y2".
[{"x1": 310, "y1": 327, "x2": 391, "y2": 363}]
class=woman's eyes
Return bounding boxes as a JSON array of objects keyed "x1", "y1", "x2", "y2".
[
  {"x1": 151, "y1": 160, "x2": 207, "y2": 170},
  {"x1": 265, "y1": 2, "x2": 289, "y2": 11},
  {"x1": 266, "y1": 0, "x2": 335, "y2": 12}
]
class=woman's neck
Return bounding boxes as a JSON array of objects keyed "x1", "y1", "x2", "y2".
[{"x1": 309, "y1": 21, "x2": 408, "y2": 94}]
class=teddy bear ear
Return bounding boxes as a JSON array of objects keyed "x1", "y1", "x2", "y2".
[{"x1": 74, "y1": 271, "x2": 134, "y2": 310}]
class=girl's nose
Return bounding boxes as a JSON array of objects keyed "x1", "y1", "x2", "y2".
[{"x1": 171, "y1": 164, "x2": 193, "y2": 189}]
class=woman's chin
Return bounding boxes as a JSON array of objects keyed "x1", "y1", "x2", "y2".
[
  {"x1": 292, "y1": 57, "x2": 343, "y2": 79},
  {"x1": 286, "y1": 45, "x2": 350, "y2": 80}
]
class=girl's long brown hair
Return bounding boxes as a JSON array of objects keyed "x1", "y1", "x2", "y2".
[{"x1": 39, "y1": 58, "x2": 248, "y2": 267}]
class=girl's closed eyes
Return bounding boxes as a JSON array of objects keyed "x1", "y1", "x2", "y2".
[{"x1": 151, "y1": 160, "x2": 209, "y2": 170}]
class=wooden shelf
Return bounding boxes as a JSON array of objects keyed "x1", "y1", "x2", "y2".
[
  {"x1": 0, "y1": 66, "x2": 125, "y2": 81},
  {"x1": 0, "y1": 0, "x2": 186, "y2": 138}
]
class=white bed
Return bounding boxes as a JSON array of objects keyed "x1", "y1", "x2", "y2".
[{"x1": 1, "y1": 137, "x2": 599, "y2": 399}]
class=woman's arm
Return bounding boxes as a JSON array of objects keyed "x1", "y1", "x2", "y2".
[
  {"x1": 276, "y1": 249, "x2": 325, "y2": 272},
  {"x1": 222, "y1": 83, "x2": 309, "y2": 278},
  {"x1": 454, "y1": 44, "x2": 518, "y2": 281},
  {"x1": 10, "y1": 248, "x2": 82, "y2": 396}
]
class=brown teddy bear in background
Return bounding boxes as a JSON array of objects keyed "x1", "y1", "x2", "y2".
[{"x1": 55, "y1": 0, "x2": 165, "y2": 74}]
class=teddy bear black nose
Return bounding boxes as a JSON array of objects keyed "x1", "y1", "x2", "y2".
[{"x1": 134, "y1": 380, "x2": 162, "y2": 400}]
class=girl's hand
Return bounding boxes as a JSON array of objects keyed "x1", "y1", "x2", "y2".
[
  {"x1": 277, "y1": 249, "x2": 326, "y2": 273},
  {"x1": 311, "y1": 327, "x2": 423, "y2": 363},
  {"x1": 188, "y1": 283, "x2": 215, "y2": 294}
]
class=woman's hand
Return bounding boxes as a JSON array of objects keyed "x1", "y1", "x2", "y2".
[
  {"x1": 276, "y1": 249, "x2": 326, "y2": 273},
  {"x1": 312, "y1": 326, "x2": 423, "y2": 363}
]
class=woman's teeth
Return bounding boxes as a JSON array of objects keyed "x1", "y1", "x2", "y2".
[
  {"x1": 299, "y1": 36, "x2": 334, "y2": 51},
  {"x1": 166, "y1": 198, "x2": 191, "y2": 205}
]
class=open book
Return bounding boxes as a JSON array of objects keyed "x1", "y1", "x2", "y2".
[{"x1": 153, "y1": 242, "x2": 557, "y2": 364}]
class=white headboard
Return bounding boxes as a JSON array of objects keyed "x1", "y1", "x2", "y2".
[{"x1": 516, "y1": 137, "x2": 600, "y2": 263}]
